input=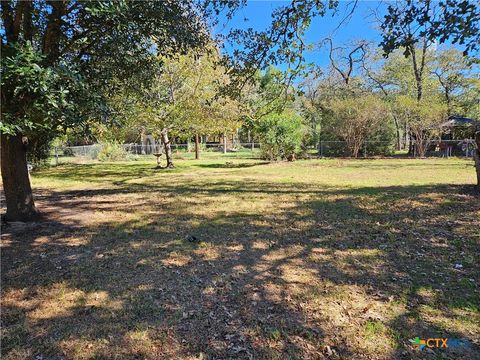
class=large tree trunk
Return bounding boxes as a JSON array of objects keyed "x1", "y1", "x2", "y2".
[
  {"x1": 1, "y1": 134, "x2": 39, "y2": 221},
  {"x1": 474, "y1": 132, "x2": 480, "y2": 188},
  {"x1": 160, "y1": 128, "x2": 174, "y2": 168},
  {"x1": 194, "y1": 134, "x2": 200, "y2": 160}
]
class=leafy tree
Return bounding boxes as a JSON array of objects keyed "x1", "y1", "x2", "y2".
[
  {"x1": 224, "y1": 1, "x2": 342, "y2": 95},
  {"x1": 361, "y1": 47, "x2": 437, "y2": 150},
  {"x1": 378, "y1": 0, "x2": 479, "y2": 118},
  {"x1": 299, "y1": 67, "x2": 364, "y2": 154},
  {"x1": 431, "y1": 48, "x2": 475, "y2": 115},
  {"x1": 393, "y1": 96, "x2": 447, "y2": 157},
  {"x1": 325, "y1": 95, "x2": 391, "y2": 158},
  {"x1": 242, "y1": 67, "x2": 294, "y2": 121},
  {"x1": 380, "y1": 0, "x2": 479, "y2": 58},
  {"x1": 0, "y1": 0, "x2": 232, "y2": 221},
  {"x1": 361, "y1": 46, "x2": 475, "y2": 154},
  {"x1": 361, "y1": 48, "x2": 405, "y2": 150},
  {"x1": 299, "y1": 70, "x2": 324, "y2": 152},
  {"x1": 128, "y1": 49, "x2": 242, "y2": 166},
  {"x1": 376, "y1": 0, "x2": 478, "y2": 165},
  {"x1": 166, "y1": 51, "x2": 242, "y2": 160},
  {"x1": 459, "y1": 77, "x2": 480, "y2": 120},
  {"x1": 240, "y1": 67, "x2": 296, "y2": 149}
]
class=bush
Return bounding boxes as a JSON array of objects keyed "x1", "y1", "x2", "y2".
[
  {"x1": 256, "y1": 112, "x2": 305, "y2": 161},
  {"x1": 365, "y1": 122, "x2": 396, "y2": 156},
  {"x1": 324, "y1": 95, "x2": 395, "y2": 157},
  {"x1": 97, "y1": 142, "x2": 128, "y2": 162}
]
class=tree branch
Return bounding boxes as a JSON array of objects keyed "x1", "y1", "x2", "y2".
[{"x1": 42, "y1": 0, "x2": 67, "y2": 62}]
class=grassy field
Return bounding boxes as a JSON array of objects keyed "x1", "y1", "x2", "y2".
[{"x1": 1, "y1": 154, "x2": 479, "y2": 359}]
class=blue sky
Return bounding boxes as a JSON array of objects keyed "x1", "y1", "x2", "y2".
[{"x1": 215, "y1": 1, "x2": 387, "y2": 68}]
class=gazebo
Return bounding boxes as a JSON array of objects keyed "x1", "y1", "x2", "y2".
[{"x1": 436, "y1": 116, "x2": 478, "y2": 157}]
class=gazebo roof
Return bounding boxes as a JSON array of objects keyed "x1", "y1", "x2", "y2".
[{"x1": 439, "y1": 116, "x2": 478, "y2": 128}]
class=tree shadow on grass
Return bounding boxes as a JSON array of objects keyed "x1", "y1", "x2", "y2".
[{"x1": 1, "y1": 180, "x2": 479, "y2": 359}]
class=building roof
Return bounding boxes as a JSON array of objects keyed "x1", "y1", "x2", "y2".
[{"x1": 439, "y1": 116, "x2": 478, "y2": 128}]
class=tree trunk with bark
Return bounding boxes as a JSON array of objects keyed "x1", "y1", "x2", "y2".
[
  {"x1": 392, "y1": 114, "x2": 401, "y2": 151},
  {"x1": 1, "y1": 134, "x2": 39, "y2": 221},
  {"x1": 352, "y1": 144, "x2": 361, "y2": 158},
  {"x1": 403, "y1": 123, "x2": 408, "y2": 151},
  {"x1": 413, "y1": 131, "x2": 429, "y2": 158},
  {"x1": 160, "y1": 128, "x2": 174, "y2": 168},
  {"x1": 1, "y1": 0, "x2": 66, "y2": 221},
  {"x1": 474, "y1": 131, "x2": 480, "y2": 188},
  {"x1": 408, "y1": 132, "x2": 414, "y2": 156},
  {"x1": 194, "y1": 134, "x2": 200, "y2": 160}
]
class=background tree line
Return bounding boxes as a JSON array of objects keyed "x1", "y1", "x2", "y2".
[{"x1": 299, "y1": 45, "x2": 479, "y2": 158}]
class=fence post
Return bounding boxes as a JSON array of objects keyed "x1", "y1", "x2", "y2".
[
  {"x1": 364, "y1": 142, "x2": 367, "y2": 158},
  {"x1": 54, "y1": 146, "x2": 58, "y2": 166},
  {"x1": 251, "y1": 141, "x2": 254, "y2": 152}
]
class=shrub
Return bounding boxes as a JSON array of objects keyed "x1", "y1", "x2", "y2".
[
  {"x1": 97, "y1": 142, "x2": 128, "y2": 162},
  {"x1": 324, "y1": 95, "x2": 394, "y2": 157},
  {"x1": 256, "y1": 112, "x2": 305, "y2": 161}
]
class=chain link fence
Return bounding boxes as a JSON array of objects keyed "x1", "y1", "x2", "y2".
[
  {"x1": 318, "y1": 141, "x2": 394, "y2": 158},
  {"x1": 50, "y1": 142, "x2": 261, "y2": 164},
  {"x1": 50, "y1": 139, "x2": 476, "y2": 165},
  {"x1": 318, "y1": 139, "x2": 476, "y2": 158}
]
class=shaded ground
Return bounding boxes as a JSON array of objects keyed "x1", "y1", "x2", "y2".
[{"x1": 1, "y1": 158, "x2": 479, "y2": 359}]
